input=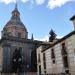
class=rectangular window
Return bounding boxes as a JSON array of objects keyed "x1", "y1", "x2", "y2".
[
  {"x1": 51, "y1": 49, "x2": 55, "y2": 58},
  {"x1": 39, "y1": 65, "x2": 41, "y2": 74},
  {"x1": 51, "y1": 49, "x2": 56, "y2": 64},
  {"x1": 43, "y1": 62, "x2": 46, "y2": 69},
  {"x1": 61, "y1": 43, "x2": 69, "y2": 68},
  {"x1": 61, "y1": 43, "x2": 67, "y2": 55},
  {"x1": 43, "y1": 53, "x2": 46, "y2": 69},
  {"x1": 43, "y1": 53, "x2": 46, "y2": 61},
  {"x1": 38, "y1": 54, "x2": 40, "y2": 62},
  {"x1": 63, "y1": 56, "x2": 69, "y2": 68}
]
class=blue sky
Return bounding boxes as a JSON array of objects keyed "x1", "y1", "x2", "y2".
[{"x1": 0, "y1": 0, "x2": 75, "y2": 41}]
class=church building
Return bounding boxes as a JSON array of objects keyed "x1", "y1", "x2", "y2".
[{"x1": 0, "y1": 4, "x2": 48, "y2": 73}]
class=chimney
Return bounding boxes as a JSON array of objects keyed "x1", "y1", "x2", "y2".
[{"x1": 70, "y1": 15, "x2": 75, "y2": 30}]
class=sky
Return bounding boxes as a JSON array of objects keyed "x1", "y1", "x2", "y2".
[{"x1": 0, "y1": 0, "x2": 75, "y2": 41}]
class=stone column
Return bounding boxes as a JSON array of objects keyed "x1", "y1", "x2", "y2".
[{"x1": 2, "y1": 44, "x2": 11, "y2": 73}]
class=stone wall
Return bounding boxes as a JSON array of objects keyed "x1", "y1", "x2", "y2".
[{"x1": 37, "y1": 34, "x2": 75, "y2": 75}]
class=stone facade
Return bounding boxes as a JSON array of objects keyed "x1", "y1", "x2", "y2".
[{"x1": 37, "y1": 31, "x2": 75, "y2": 75}]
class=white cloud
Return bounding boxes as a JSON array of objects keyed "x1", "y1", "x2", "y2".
[
  {"x1": 0, "y1": 0, "x2": 16, "y2": 4},
  {"x1": 0, "y1": 0, "x2": 30, "y2": 4},
  {"x1": 21, "y1": 0, "x2": 29, "y2": 3},
  {"x1": 0, "y1": 0, "x2": 45, "y2": 5},
  {"x1": 22, "y1": 0, "x2": 45, "y2": 5},
  {"x1": 35, "y1": 35, "x2": 63, "y2": 41},
  {"x1": 35, "y1": 0, "x2": 45, "y2": 5},
  {"x1": 0, "y1": 0, "x2": 74, "y2": 9},
  {"x1": 47, "y1": 0, "x2": 75, "y2": 9},
  {"x1": 35, "y1": 35, "x2": 49, "y2": 41},
  {"x1": 57, "y1": 35, "x2": 63, "y2": 38}
]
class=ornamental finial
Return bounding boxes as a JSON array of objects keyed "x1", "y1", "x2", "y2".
[{"x1": 15, "y1": 0, "x2": 18, "y2": 10}]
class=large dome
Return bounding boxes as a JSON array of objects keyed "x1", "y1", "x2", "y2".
[{"x1": 2, "y1": 4, "x2": 28, "y2": 39}]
